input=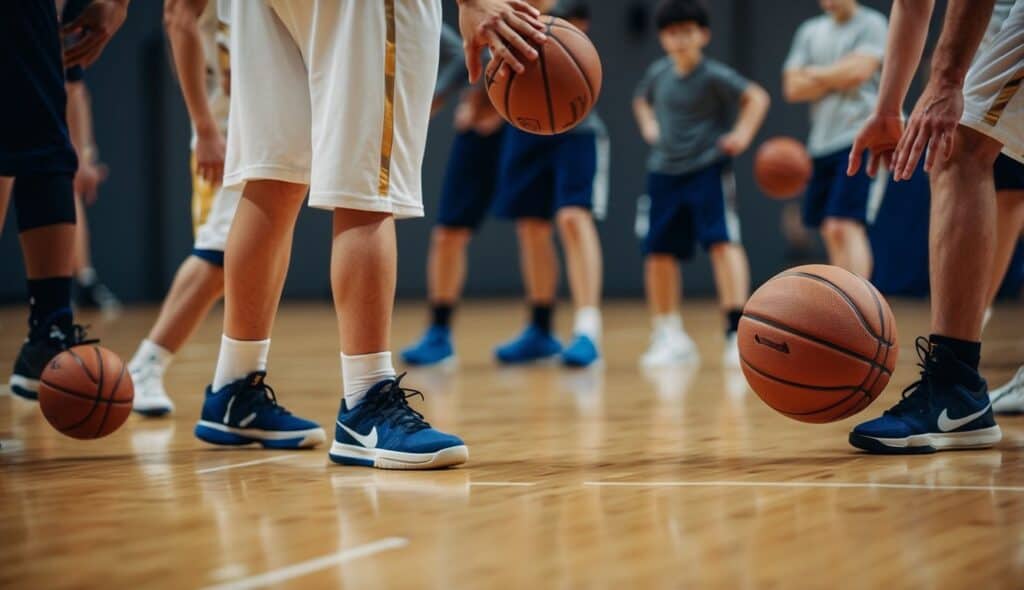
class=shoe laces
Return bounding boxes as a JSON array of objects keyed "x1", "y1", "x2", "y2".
[
  {"x1": 888, "y1": 337, "x2": 937, "y2": 417},
  {"x1": 361, "y1": 373, "x2": 431, "y2": 433},
  {"x1": 233, "y1": 378, "x2": 292, "y2": 419}
]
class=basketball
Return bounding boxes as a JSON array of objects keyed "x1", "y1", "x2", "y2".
[
  {"x1": 754, "y1": 137, "x2": 813, "y2": 199},
  {"x1": 485, "y1": 16, "x2": 602, "y2": 135},
  {"x1": 737, "y1": 264, "x2": 898, "y2": 423},
  {"x1": 38, "y1": 345, "x2": 134, "y2": 439}
]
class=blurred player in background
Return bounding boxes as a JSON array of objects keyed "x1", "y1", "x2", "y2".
[
  {"x1": 401, "y1": 24, "x2": 507, "y2": 367},
  {"x1": 847, "y1": 0, "x2": 1020, "y2": 453},
  {"x1": 784, "y1": 0, "x2": 887, "y2": 278},
  {"x1": 125, "y1": 0, "x2": 235, "y2": 417},
  {"x1": 633, "y1": 0, "x2": 770, "y2": 369},
  {"x1": 492, "y1": 0, "x2": 610, "y2": 368},
  {"x1": 4, "y1": 0, "x2": 127, "y2": 399}
]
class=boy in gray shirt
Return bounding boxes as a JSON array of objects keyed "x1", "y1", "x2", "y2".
[
  {"x1": 783, "y1": 0, "x2": 887, "y2": 278},
  {"x1": 633, "y1": 0, "x2": 770, "y2": 369}
]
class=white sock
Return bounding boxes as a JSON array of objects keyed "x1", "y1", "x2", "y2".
[
  {"x1": 342, "y1": 351, "x2": 396, "y2": 408},
  {"x1": 129, "y1": 339, "x2": 174, "y2": 374},
  {"x1": 77, "y1": 266, "x2": 97, "y2": 286},
  {"x1": 574, "y1": 306, "x2": 602, "y2": 341},
  {"x1": 653, "y1": 313, "x2": 683, "y2": 337},
  {"x1": 212, "y1": 335, "x2": 270, "y2": 391}
]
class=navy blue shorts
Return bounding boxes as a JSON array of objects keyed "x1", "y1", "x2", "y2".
[
  {"x1": 802, "y1": 147, "x2": 873, "y2": 228},
  {"x1": 643, "y1": 161, "x2": 740, "y2": 260},
  {"x1": 492, "y1": 127, "x2": 603, "y2": 220},
  {"x1": 437, "y1": 128, "x2": 505, "y2": 230},
  {"x1": 994, "y1": 153, "x2": 1024, "y2": 191},
  {"x1": 0, "y1": 1, "x2": 77, "y2": 176}
]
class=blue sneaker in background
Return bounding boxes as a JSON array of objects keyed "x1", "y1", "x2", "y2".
[
  {"x1": 194, "y1": 372, "x2": 326, "y2": 449},
  {"x1": 330, "y1": 374, "x2": 468, "y2": 469},
  {"x1": 561, "y1": 334, "x2": 600, "y2": 368},
  {"x1": 494, "y1": 326, "x2": 562, "y2": 364},
  {"x1": 400, "y1": 325, "x2": 455, "y2": 367},
  {"x1": 849, "y1": 337, "x2": 1001, "y2": 454}
]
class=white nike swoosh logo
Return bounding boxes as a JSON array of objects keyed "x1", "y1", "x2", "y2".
[
  {"x1": 337, "y1": 422, "x2": 378, "y2": 449},
  {"x1": 239, "y1": 412, "x2": 257, "y2": 428},
  {"x1": 937, "y1": 404, "x2": 991, "y2": 432}
]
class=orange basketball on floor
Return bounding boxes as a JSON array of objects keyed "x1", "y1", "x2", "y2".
[
  {"x1": 737, "y1": 265, "x2": 898, "y2": 423},
  {"x1": 38, "y1": 345, "x2": 134, "y2": 439},
  {"x1": 754, "y1": 137, "x2": 813, "y2": 199},
  {"x1": 485, "y1": 16, "x2": 602, "y2": 135}
]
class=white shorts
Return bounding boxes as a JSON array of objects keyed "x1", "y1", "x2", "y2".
[
  {"x1": 223, "y1": 0, "x2": 442, "y2": 218},
  {"x1": 962, "y1": 0, "x2": 1024, "y2": 164},
  {"x1": 192, "y1": 154, "x2": 241, "y2": 253}
]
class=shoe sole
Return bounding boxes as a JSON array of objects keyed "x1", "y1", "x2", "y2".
[
  {"x1": 562, "y1": 355, "x2": 603, "y2": 369},
  {"x1": 9, "y1": 375, "x2": 39, "y2": 401},
  {"x1": 134, "y1": 406, "x2": 173, "y2": 418},
  {"x1": 328, "y1": 441, "x2": 468, "y2": 470},
  {"x1": 496, "y1": 352, "x2": 562, "y2": 366},
  {"x1": 401, "y1": 354, "x2": 458, "y2": 370},
  {"x1": 849, "y1": 425, "x2": 1002, "y2": 454},
  {"x1": 194, "y1": 421, "x2": 326, "y2": 449}
]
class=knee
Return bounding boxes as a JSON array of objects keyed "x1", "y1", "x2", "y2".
[
  {"x1": 951, "y1": 125, "x2": 1004, "y2": 172},
  {"x1": 555, "y1": 207, "x2": 592, "y2": 239},
  {"x1": 821, "y1": 219, "x2": 858, "y2": 245},
  {"x1": 433, "y1": 226, "x2": 470, "y2": 250},
  {"x1": 516, "y1": 218, "x2": 553, "y2": 241}
]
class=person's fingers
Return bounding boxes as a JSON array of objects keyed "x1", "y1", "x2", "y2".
[
  {"x1": 865, "y1": 152, "x2": 878, "y2": 178},
  {"x1": 64, "y1": 33, "x2": 105, "y2": 67},
  {"x1": 486, "y1": 30, "x2": 525, "y2": 74},
  {"x1": 508, "y1": 0, "x2": 542, "y2": 19},
  {"x1": 900, "y1": 124, "x2": 930, "y2": 180},
  {"x1": 892, "y1": 120, "x2": 917, "y2": 181},
  {"x1": 495, "y1": 18, "x2": 539, "y2": 61},
  {"x1": 847, "y1": 136, "x2": 865, "y2": 176},
  {"x1": 505, "y1": 9, "x2": 548, "y2": 42}
]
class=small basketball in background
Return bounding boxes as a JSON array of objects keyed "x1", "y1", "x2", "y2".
[
  {"x1": 38, "y1": 345, "x2": 134, "y2": 439},
  {"x1": 737, "y1": 265, "x2": 898, "y2": 423},
  {"x1": 754, "y1": 137, "x2": 813, "y2": 199},
  {"x1": 485, "y1": 16, "x2": 602, "y2": 135}
]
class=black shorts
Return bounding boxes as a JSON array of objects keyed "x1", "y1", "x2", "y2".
[
  {"x1": 0, "y1": 1, "x2": 78, "y2": 176},
  {"x1": 994, "y1": 153, "x2": 1024, "y2": 191}
]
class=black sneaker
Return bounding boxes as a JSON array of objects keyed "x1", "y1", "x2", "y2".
[
  {"x1": 74, "y1": 278, "x2": 122, "y2": 315},
  {"x1": 10, "y1": 322, "x2": 96, "y2": 400}
]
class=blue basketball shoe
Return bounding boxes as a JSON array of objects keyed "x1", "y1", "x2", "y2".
[
  {"x1": 494, "y1": 326, "x2": 562, "y2": 364},
  {"x1": 400, "y1": 326, "x2": 455, "y2": 367},
  {"x1": 330, "y1": 374, "x2": 468, "y2": 469},
  {"x1": 849, "y1": 337, "x2": 1001, "y2": 454},
  {"x1": 194, "y1": 372, "x2": 326, "y2": 449},
  {"x1": 561, "y1": 334, "x2": 600, "y2": 368}
]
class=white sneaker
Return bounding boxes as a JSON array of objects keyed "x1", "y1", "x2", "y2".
[
  {"x1": 130, "y1": 362, "x2": 175, "y2": 417},
  {"x1": 991, "y1": 365, "x2": 1024, "y2": 415},
  {"x1": 641, "y1": 328, "x2": 699, "y2": 369},
  {"x1": 722, "y1": 332, "x2": 741, "y2": 369}
]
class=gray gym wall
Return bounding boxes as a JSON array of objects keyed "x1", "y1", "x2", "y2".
[{"x1": 0, "y1": 0, "x2": 947, "y2": 304}]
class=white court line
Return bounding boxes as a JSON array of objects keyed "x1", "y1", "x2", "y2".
[
  {"x1": 469, "y1": 481, "x2": 537, "y2": 487},
  {"x1": 196, "y1": 455, "x2": 297, "y2": 475},
  {"x1": 583, "y1": 480, "x2": 1024, "y2": 493},
  {"x1": 200, "y1": 537, "x2": 409, "y2": 590}
]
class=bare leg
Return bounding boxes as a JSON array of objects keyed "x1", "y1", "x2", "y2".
[
  {"x1": 555, "y1": 206, "x2": 602, "y2": 309},
  {"x1": 147, "y1": 256, "x2": 225, "y2": 353},
  {"x1": 985, "y1": 190, "x2": 1024, "y2": 305},
  {"x1": 821, "y1": 217, "x2": 873, "y2": 278},
  {"x1": 930, "y1": 126, "x2": 1002, "y2": 341},
  {"x1": 708, "y1": 242, "x2": 750, "y2": 310},
  {"x1": 332, "y1": 209, "x2": 396, "y2": 355},
  {"x1": 516, "y1": 218, "x2": 559, "y2": 304},
  {"x1": 427, "y1": 226, "x2": 471, "y2": 304},
  {"x1": 0, "y1": 177, "x2": 11, "y2": 235},
  {"x1": 72, "y1": 196, "x2": 91, "y2": 274},
  {"x1": 645, "y1": 254, "x2": 680, "y2": 316},
  {"x1": 223, "y1": 180, "x2": 307, "y2": 340},
  {"x1": 20, "y1": 224, "x2": 77, "y2": 279}
]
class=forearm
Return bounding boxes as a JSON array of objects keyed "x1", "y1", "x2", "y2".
[
  {"x1": 633, "y1": 98, "x2": 656, "y2": 132},
  {"x1": 65, "y1": 82, "x2": 96, "y2": 160},
  {"x1": 783, "y1": 70, "x2": 828, "y2": 103},
  {"x1": 732, "y1": 85, "x2": 770, "y2": 140},
  {"x1": 811, "y1": 54, "x2": 880, "y2": 91},
  {"x1": 874, "y1": 0, "x2": 936, "y2": 114},
  {"x1": 930, "y1": 0, "x2": 997, "y2": 85},
  {"x1": 165, "y1": 0, "x2": 217, "y2": 134}
]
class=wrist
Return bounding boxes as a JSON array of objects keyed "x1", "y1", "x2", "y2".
[
  {"x1": 929, "y1": 65, "x2": 967, "y2": 88},
  {"x1": 195, "y1": 119, "x2": 219, "y2": 137}
]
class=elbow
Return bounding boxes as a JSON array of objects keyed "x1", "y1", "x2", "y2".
[
  {"x1": 163, "y1": 3, "x2": 194, "y2": 37},
  {"x1": 751, "y1": 85, "x2": 772, "y2": 111},
  {"x1": 782, "y1": 84, "x2": 804, "y2": 104}
]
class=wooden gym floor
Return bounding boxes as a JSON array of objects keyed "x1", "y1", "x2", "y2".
[{"x1": 1, "y1": 300, "x2": 1023, "y2": 589}]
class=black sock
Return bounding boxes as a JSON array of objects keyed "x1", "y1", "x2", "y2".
[
  {"x1": 531, "y1": 304, "x2": 553, "y2": 334},
  {"x1": 431, "y1": 304, "x2": 453, "y2": 329},
  {"x1": 725, "y1": 308, "x2": 743, "y2": 336},
  {"x1": 929, "y1": 334, "x2": 981, "y2": 371},
  {"x1": 27, "y1": 277, "x2": 73, "y2": 333}
]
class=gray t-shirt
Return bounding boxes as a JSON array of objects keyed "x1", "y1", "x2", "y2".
[
  {"x1": 784, "y1": 6, "x2": 888, "y2": 157},
  {"x1": 635, "y1": 57, "x2": 750, "y2": 175}
]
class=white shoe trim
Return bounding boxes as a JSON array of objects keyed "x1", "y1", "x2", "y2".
[
  {"x1": 329, "y1": 441, "x2": 468, "y2": 469},
  {"x1": 197, "y1": 420, "x2": 326, "y2": 442},
  {"x1": 869, "y1": 426, "x2": 1002, "y2": 449},
  {"x1": 10, "y1": 375, "x2": 40, "y2": 392}
]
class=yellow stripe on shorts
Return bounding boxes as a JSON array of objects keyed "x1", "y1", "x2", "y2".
[
  {"x1": 377, "y1": 0, "x2": 397, "y2": 196},
  {"x1": 984, "y1": 65, "x2": 1024, "y2": 126},
  {"x1": 191, "y1": 153, "x2": 217, "y2": 236}
]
